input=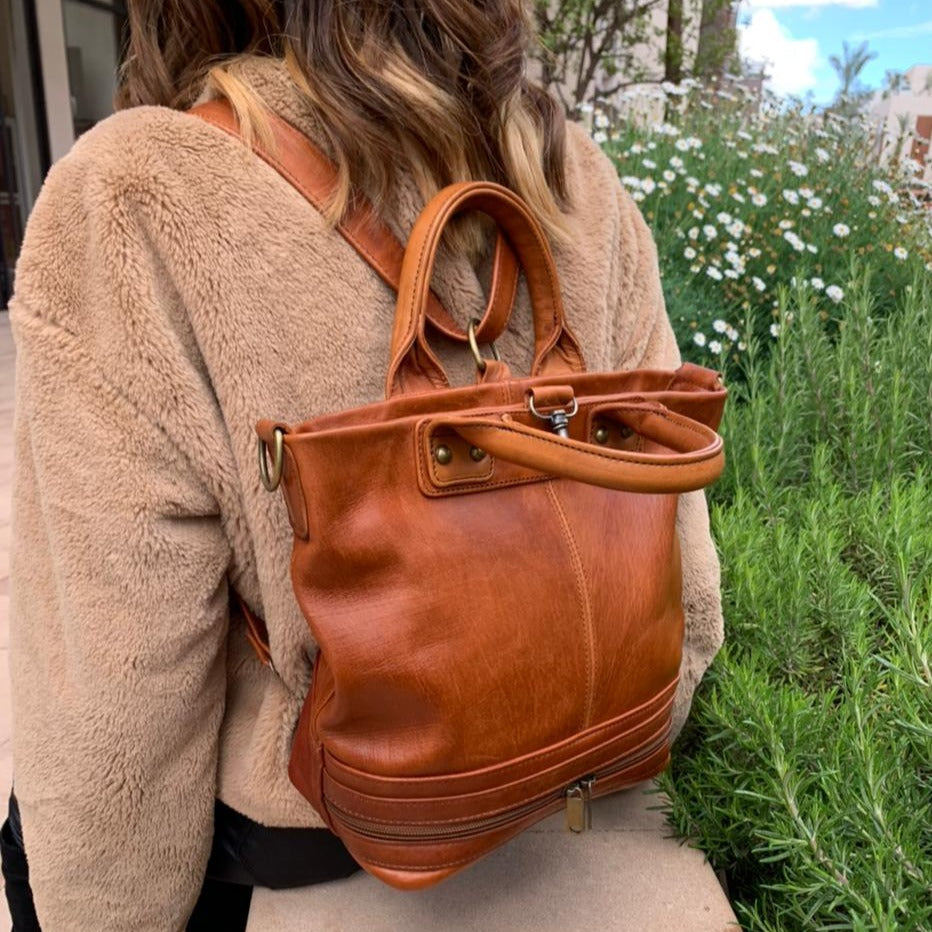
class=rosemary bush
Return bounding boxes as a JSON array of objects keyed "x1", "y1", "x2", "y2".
[{"x1": 659, "y1": 270, "x2": 932, "y2": 930}]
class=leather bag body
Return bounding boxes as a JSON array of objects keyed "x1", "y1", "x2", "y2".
[{"x1": 257, "y1": 182, "x2": 727, "y2": 890}]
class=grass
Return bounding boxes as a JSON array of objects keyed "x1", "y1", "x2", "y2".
[{"x1": 658, "y1": 269, "x2": 932, "y2": 930}]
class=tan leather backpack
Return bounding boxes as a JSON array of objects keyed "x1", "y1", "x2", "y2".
[{"x1": 193, "y1": 101, "x2": 727, "y2": 891}]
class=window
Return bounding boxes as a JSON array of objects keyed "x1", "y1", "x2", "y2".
[{"x1": 61, "y1": 0, "x2": 127, "y2": 136}]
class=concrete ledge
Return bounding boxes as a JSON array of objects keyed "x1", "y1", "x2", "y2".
[{"x1": 247, "y1": 786, "x2": 738, "y2": 931}]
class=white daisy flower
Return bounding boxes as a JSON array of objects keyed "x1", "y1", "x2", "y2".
[
  {"x1": 788, "y1": 160, "x2": 809, "y2": 177},
  {"x1": 706, "y1": 266, "x2": 724, "y2": 281},
  {"x1": 708, "y1": 340, "x2": 722, "y2": 354},
  {"x1": 684, "y1": 246, "x2": 697, "y2": 260},
  {"x1": 593, "y1": 131, "x2": 608, "y2": 145},
  {"x1": 642, "y1": 158, "x2": 657, "y2": 169},
  {"x1": 769, "y1": 323, "x2": 780, "y2": 337},
  {"x1": 641, "y1": 177, "x2": 657, "y2": 195},
  {"x1": 894, "y1": 246, "x2": 909, "y2": 260},
  {"x1": 815, "y1": 147, "x2": 830, "y2": 163},
  {"x1": 703, "y1": 225, "x2": 718, "y2": 240},
  {"x1": 726, "y1": 327, "x2": 739, "y2": 341},
  {"x1": 688, "y1": 226, "x2": 700, "y2": 241},
  {"x1": 808, "y1": 197, "x2": 823, "y2": 210},
  {"x1": 810, "y1": 277, "x2": 825, "y2": 291},
  {"x1": 712, "y1": 319, "x2": 728, "y2": 333},
  {"x1": 752, "y1": 277, "x2": 767, "y2": 292},
  {"x1": 833, "y1": 223, "x2": 850, "y2": 237},
  {"x1": 752, "y1": 193, "x2": 768, "y2": 207},
  {"x1": 826, "y1": 285, "x2": 844, "y2": 303},
  {"x1": 693, "y1": 332, "x2": 707, "y2": 347},
  {"x1": 782, "y1": 189, "x2": 800, "y2": 205}
]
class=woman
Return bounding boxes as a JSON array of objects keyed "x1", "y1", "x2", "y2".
[{"x1": 2, "y1": 1, "x2": 723, "y2": 929}]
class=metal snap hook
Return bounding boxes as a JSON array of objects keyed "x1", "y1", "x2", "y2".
[{"x1": 528, "y1": 395, "x2": 579, "y2": 439}]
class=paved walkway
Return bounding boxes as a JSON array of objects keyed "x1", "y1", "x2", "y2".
[{"x1": 0, "y1": 313, "x2": 736, "y2": 929}]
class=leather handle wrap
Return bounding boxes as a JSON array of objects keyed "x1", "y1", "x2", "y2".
[
  {"x1": 435, "y1": 404, "x2": 724, "y2": 494},
  {"x1": 387, "y1": 182, "x2": 587, "y2": 398}
]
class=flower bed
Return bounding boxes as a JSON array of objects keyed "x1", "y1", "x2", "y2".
[{"x1": 598, "y1": 79, "x2": 931, "y2": 369}]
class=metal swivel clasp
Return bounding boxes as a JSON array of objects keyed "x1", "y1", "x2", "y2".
[{"x1": 528, "y1": 394, "x2": 579, "y2": 439}]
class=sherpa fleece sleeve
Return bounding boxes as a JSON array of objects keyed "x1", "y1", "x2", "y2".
[
  {"x1": 9, "y1": 120, "x2": 233, "y2": 930},
  {"x1": 612, "y1": 184, "x2": 725, "y2": 739}
]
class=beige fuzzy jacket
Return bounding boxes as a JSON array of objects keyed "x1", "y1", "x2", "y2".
[{"x1": 8, "y1": 57, "x2": 723, "y2": 930}]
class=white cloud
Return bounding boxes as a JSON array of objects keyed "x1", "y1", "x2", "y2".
[
  {"x1": 743, "y1": 0, "x2": 877, "y2": 8},
  {"x1": 739, "y1": 10, "x2": 821, "y2": 97}
]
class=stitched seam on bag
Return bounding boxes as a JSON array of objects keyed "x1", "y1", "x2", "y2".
[
  {"x1": 416, "y1": 420, "x2": 552, "y2": 494},
  {"x1": 323, "y1": 722, "x2": 673, "y2": 826},
  {"x1": 545, "y1": 481, "x2": 595, "y2": 731},
  {"x1": 323, "y1": 676, "x2": 677, "y2": 791},
  {"x1": 477, "y1": 419, "x2": 715, "y2": 468}
]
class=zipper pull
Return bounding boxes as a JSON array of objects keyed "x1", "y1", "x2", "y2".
[{"x1": 565, "y1": 777, "x2": 595, "y2": 833}]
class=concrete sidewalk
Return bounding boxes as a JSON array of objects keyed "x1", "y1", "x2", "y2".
[{"x1": 0, "y1": 313, "x2": 736, "y2": 930}]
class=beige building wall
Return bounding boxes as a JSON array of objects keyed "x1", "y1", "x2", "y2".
[{"x1": 870, "y1": 65, "x2": 932, "y2": 183}]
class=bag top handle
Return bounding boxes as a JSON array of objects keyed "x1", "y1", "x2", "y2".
[
  {"x1": 388, "y1": 182, "x2": 586, "y2": 399},
  {"x1": 189, "y1": 99, "x2": 521, "y2": 357}
]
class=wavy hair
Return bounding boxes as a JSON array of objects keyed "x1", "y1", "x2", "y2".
[{"x1": 118, "y1": 1, "x2": 569, "y2": 242}]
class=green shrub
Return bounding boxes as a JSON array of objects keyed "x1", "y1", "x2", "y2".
[
  {"x1": 595, "y1": 80, "x2": 932, "y2": 368},
  {"x1": 659, "y1": 269, "x2": 932, "y2": 931}
]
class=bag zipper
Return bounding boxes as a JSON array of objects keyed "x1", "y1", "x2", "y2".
[{"x1": 325, "y1": 731, "x2": 669, "y2": 842}]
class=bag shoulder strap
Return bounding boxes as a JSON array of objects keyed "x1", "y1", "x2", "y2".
[{"x1": 189, "y1": 98, "x2": 519, "y2": 348}]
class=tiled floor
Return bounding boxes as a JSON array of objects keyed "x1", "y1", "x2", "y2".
[{"x1": 0, "y1": 312, "x2": 735, "y2": 929}]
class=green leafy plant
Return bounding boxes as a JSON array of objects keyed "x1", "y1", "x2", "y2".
[
  {"x1": 659, "y1": 269, "x2": 932, "y2": 930},
  {"x1": 593, "y1": 78, "x2": 932, "y2": 367}
]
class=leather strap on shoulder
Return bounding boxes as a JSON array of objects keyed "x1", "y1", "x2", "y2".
[{"x1": 189, "y1": 98, "x2": 519, "y2": 348}]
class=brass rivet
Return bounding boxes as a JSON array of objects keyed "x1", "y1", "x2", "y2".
[
  {"x1": 435, "y1": 445, "x2": 453, "y2": 465},
  {"x1": 594, "y1": 426, "x2": 610, "y2": 445},
  {"x1": 469, "y1": 446, "x2": 487, "y2": 462}
]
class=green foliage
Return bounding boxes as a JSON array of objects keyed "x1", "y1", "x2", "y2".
[
  {"x1": 659, "y1": 272, "x2": 932, "y2": 930},
  {"x1": 596, "y1": 79, "x2": 932, "y2": 368},
  {"x1": 533, "y1": 0, "x2": 665, "y2": 109}
]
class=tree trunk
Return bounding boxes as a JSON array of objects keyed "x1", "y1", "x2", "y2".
[{"x1": 664, "y1": 0, "x2": 684, "y2": 84}]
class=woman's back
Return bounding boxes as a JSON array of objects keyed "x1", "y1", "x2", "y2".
[{"x1": 6, "y1": 11, "x2": 722, "y2": 928}]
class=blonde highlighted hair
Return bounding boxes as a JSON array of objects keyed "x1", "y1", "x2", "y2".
[{"x1": 118, "y1": 1, "x2": 569, "y2": 245}]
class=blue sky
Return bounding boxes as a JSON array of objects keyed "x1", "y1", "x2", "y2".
[{"x1": 737, "y1": 0, "x2": 932, "y2": 103}]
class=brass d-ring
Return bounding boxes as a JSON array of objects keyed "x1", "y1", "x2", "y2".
[
  {"x1": 467, "y1": 318, "x2": 501, "y2": 373},
  {"x1": 258, "y1": 429, "x2": 285, "y2": 493}
]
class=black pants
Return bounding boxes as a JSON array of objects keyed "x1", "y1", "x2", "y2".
[{"x1": 1, "y1": 793, "x2": 360, "y2": 931}]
